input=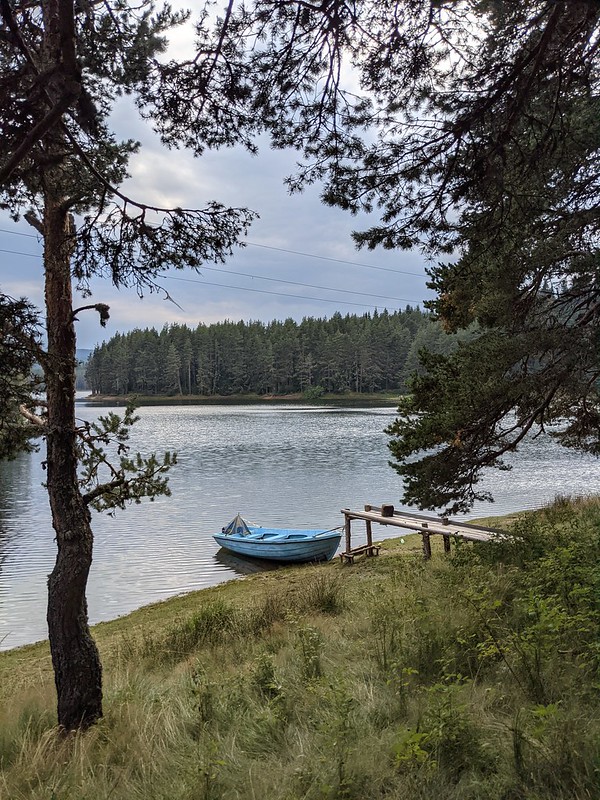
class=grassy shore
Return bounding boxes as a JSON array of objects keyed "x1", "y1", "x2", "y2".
[{"x1": 1, "y1": 498, "x2": 600, "y2": 799}]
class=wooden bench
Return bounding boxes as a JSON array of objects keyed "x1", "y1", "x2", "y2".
[{"x1": 339, "y1": 544, "x2": 381, "y2": 564}]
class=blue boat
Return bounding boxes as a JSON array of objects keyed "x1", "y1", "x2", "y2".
[{"x1": 213, "y1": 514, "x2": 342, "y2": 563}]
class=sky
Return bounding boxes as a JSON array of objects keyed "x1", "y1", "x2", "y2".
[{"x1": 0, "y1": 12, "x2": 434, "y2": 351}]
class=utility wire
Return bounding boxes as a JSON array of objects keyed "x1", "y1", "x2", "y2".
[
  {"x1": 0, "y1": 227, "x2": 39, "y2": 239},
  {"x1": 168, "y1": 266, "x2": 421, "y2": 303},
  {"x1": 0, "y1": 248, "x2": 41, "y2": 258},
  {"x1": 245, "y1": 241, "x2": 426, "y2": 277},
  {"x1": 0, "y1": 246, "x2": 427, "y2": 306},
  {"x1": 0, "y1": 225, "x2": 427, "y2": 278},
  {"x1": 159, "y1": 274, "x2": 412, "y2": 311}
]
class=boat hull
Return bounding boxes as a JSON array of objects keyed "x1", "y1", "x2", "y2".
[{"x1": 213, "y1": 527, "x2": 341, "y2": 563}]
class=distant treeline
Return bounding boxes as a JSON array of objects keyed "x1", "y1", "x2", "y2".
[{"x1": 85, "y1": 308, "x2": 468, "y2": 397}]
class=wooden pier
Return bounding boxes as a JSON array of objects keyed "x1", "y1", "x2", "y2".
[{"x1": 340, "y1": 504, "x2": 504, "y2": 562}]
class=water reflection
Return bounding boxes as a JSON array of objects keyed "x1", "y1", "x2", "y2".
[
  {"x1": 212, "y1": 548, "x2": 280, "y2": 575},
  {"x1": 1, "y1": 402, "x2": 599, "y2": 650},
  {"x1": 0, "y1": 450, "x2": 53, "y2": 649}
]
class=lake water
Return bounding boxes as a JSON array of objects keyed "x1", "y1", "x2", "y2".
[{"x1": 1, "y1": 401, "x2": 599, "y2": 650}]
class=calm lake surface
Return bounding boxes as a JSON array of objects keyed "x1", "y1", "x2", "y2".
[{"x1": 1, "y1": 401, "x2": 599, "y2": 650}]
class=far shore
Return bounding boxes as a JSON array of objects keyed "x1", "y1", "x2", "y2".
[{"x1": 79, "y1": 391, "x2": 404, "y2": 406}]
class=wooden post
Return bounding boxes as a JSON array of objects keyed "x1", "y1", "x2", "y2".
[
  {"x1": 344, "y1": 513, "x2": 352, "y2": 554},
  {"x1": 422, "y1": 533, "x2": 432, "y2": 560},
  {"x1": 443, "y1": 535, "x2": 451, "y2": 554},
  {"x1": 365, "y1": 519, "x2": 373, "y2": 548}
]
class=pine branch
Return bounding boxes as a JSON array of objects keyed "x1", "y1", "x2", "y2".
[
  {"x1": 82, "y1": 477, "x2": 126, "y2": 505},
  {"x1": 18, "y1": 402, "x2": 47, "y2": 429},
  {"x1": 71, "y1": 303, "x2": 110, "y2": 326},
  {"x1": 0, "y1": 91, "x2": 77, "y2": 186}
]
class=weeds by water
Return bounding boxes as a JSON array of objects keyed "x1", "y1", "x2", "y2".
[{"x1": 2, "y1": 499, "x2": 600, "y2": 799}]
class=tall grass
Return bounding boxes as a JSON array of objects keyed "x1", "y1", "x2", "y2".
[{"x1": 1, "y1": 501, "x2": 600, "y2": 799}]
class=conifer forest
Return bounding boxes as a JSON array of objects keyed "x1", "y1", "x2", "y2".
[{"x1": 85, "y1": 308, "x2": 465, "y2": 397}]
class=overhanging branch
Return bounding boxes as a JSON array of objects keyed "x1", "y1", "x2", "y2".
[
  {"x1": 82, "y1": 477, "x2": 125, "y2": 505},
  {"x1": 19, "y1": 403, "x2": 47, "y2": 429},
  {"x1": 71, "y1": 303, "x2": 110, "y2": 327},
  {"x1": 0, "y1": 92, "x2": 78, "y2": 186}
]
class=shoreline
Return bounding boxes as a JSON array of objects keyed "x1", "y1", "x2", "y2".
[
  {"x1": 0, "y1": 509, "x2": 515, "y2": 658},
  {"x1": 78, "y1": 391, "x2": 404, "y2": 406}
]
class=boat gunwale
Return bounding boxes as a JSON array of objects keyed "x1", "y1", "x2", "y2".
[{"x1": 214, "y1": 531, "x2": 342, "y2": 547}]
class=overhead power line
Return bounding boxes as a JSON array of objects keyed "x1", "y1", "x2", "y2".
[
  {"x1": 0, "y1": 227, "x2": 39, "y2": 239},
  {"x1": 0, "y1": 248, "x2": 40, "y2": 258},
  {"x1": 159, "y1": 274, "x2": 419, "y2": 311},
  {"x1": 245, "y1": 241, "x2": 426, "y2": 278},
  {"x1": 0, "y1": 227, "x2": 428, "y2": 309},
  {"x1": 0, "y1": 245, "x2": 428, "y2": 306},
  {"x1": 173, "y1": 265, "x2": 421, "y2": 304},
  {"x1": 0, "y1": 225, "x2": 428, "y2": 279}
]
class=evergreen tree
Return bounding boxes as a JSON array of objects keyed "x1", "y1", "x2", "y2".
[
  {"x1": 179, "y1": 334, "x2": 194, "y2": 395},
  {"x1": 0, "y1": 293, "x2": 42, "y2": 458},
  {"x1": 0, "y1": 1, "x2": 253, "y2": 729},
  {"x1": 164, "y1": 342, "x2": 182, "y2": 395},
  {"x1": 174, "y1": 0, "x2": 600, "y2": 512}
]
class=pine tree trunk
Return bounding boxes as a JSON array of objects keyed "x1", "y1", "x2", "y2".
[
  {"x1": 37, "y1": 0, "x2": 102, "y2": 730},
  {"x1": 44, "y1": 189, "x2": 102, "y2": 730}
]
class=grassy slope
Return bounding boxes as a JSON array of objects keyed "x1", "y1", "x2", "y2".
[{"x1": 1, "y1": 500, "x2": 599, "y2": 800}]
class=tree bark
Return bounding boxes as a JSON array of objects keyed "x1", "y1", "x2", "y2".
[
  {"x1": 44, "y1": 185, "x2": 102, "y2": 730},
  {"x1": 36, "y1": 0, "x2": 101, "y2": 731}
]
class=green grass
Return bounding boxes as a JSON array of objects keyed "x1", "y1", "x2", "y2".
[{"x1": 1, "y1": 497, "x2": 600, "y2": 799}]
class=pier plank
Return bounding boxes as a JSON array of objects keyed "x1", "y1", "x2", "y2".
[{"x1": 340, "y1": 504, "x2": 503, "y2": 561}]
